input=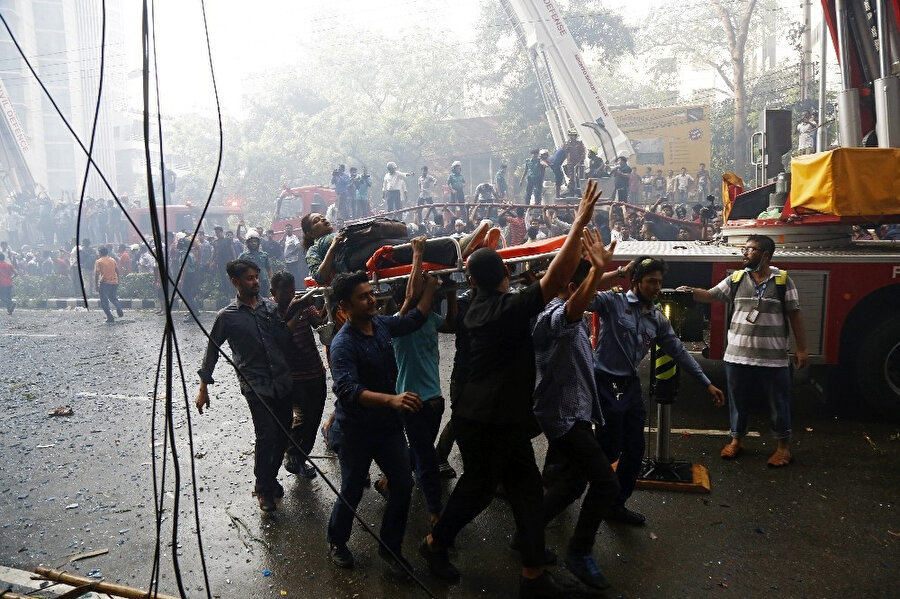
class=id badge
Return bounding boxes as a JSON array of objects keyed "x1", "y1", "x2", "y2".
[{"x1": 746, "y1": 308, "x2": 760, "y2": 323}]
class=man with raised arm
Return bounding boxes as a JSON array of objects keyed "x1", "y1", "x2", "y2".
[
  {"x1": 420, "y1": 180, "x2": 607, "y2": 599},
  {"x1": 531, "y1": 228, "x2": 619, "y2": 591}
]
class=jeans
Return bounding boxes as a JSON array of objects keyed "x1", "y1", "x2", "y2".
[
  {"x1": 328, "y1": 423, "x2": 413, "y2": 553},
  {"x1": 543, "y1": 421, "x2": 620, "y2": 555},
  {"x1": 217, "y1": 265, "x2": 232, "y2": 306},
  {"x1": 594, "y1": 372, "x2": 645, "y2": 507},
  {"x1": 402, "y1": 396, "x2": 445, "y2": 514},
  {"x1": 337, "y1": 193, "x2": 352, "y2": 220},
  {"x1": 566, "y1": 164, "x2": 583, "y2": 197},
  {"x1": 417, "y1": 196, "x2": 436, "y2": 222},
  {"x1": 524, "y1": 178, "x2": 543, "y2": 205},
  {"x1": 244, "y1": 391, "x2": 292, "y2": 495},
  {"x1": 98, "y1": 282, "x2": 123, "y2": 320},
  {"x1": 725, "y1": 363, "x2": 792, "y2": 440},
  {"x1": 431, "y1": 416, "x2": 547, "y2": 567},
  {"x1": 385, "y1": 189, "x2": 402, "y2": 214},
  {"x1": 285, "y1": 375, "x2": 327, "y2": 461}
]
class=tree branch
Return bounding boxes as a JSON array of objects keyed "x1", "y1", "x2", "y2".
[
  {"x1": 707, "y1": 61, "x2": 736, "y2": 92},
  {"x1": 710, "y1": 0, "x2": 738, "y2": 56}
]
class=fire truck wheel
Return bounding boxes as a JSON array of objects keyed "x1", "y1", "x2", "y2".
[{"x1": 855, "y1": 316, "x2": 900, "y2": 422}]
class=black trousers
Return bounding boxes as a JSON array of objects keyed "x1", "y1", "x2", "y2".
[
  {"x1": 244, "y1": 391, "x2": 292, "y2": 495},
  {"x1": 285, "y1": 375, "x2": 327, "y2": 461},
  {"x1": 431, "y1": 416, "x2": 547, "y2": 567},
  {"x1": 543, "y1": 421, "x2": 620, "y2": 555},
  {"x1": 434, "y1": 378, "x2": 462, "y2": 463}
]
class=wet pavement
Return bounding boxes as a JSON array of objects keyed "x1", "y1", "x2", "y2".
[{"x1": 1, "y1": 307, "x2": 898, "y2": 598}]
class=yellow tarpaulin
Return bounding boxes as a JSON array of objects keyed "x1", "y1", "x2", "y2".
[
  {"x1": 791, "y1": 148, "x2": 900, "y2": 215},
  {"x1": 721, "y1": 172, "x2": 745, "y2": 222}
]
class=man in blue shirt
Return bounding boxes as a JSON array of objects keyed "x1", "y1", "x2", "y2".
[
  {"x1": 327, "y1": 268, "x2": 440, "y2": 573},
  {"x1": 392, "y1": 237, "x2": 456, "y2": 525},
  {"x1": 549, "y1": 147, "x2": 567, "y2": 199},
  {"x1": 447, "y1": 161, "x2": 466, "y2": 203},
  {"x1": 532, "y1": 229, "x2": 618, "y2": 591},
  {"x1": 592, "y1": 257, "x2": 725, "y2": 526},
  {"x1": 494, "y1": 163, "x2": 508, "y2": 200},
  {"x1": 331, "y1": 164, "x2": 352, "y2": 219},
  {"x1": 520, "y1": 149, "x2": 548, "y2": 205}
]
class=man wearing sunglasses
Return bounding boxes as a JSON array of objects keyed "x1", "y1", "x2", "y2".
[{"x1": 679, "y1": 235, "x2": 808, "y2": 467}]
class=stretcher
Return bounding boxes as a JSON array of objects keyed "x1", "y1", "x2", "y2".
[{"x1": 302, "y1": 233, "x2": 569, "y2": 291}]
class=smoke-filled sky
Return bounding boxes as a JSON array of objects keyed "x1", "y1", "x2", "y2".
[{"x1": 121, "y1": 0, "x2": 658, "y2": 116}]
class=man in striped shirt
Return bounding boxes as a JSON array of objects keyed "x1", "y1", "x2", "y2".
[{"x1": 681, "y1": 234, "x2": 808, "y2": 467}]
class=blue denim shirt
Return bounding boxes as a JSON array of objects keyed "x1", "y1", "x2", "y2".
[
  {"x1": 591, "y1": 290, "x2": 710, "y2": 386},
  {"x1": 330, "y1": 309, "x2": 426, "y2": 431},
  {"x1": 532, "y1": 298, "x2": 604, "y2": 440}
]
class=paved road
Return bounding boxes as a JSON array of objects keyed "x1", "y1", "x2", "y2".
[{"x1": 1, "y1": 308, "x2": 898, "y2": 598}]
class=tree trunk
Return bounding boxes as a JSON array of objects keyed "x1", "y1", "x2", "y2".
[{"x1": 732, "y1": 59, "x2": 749, "y2": 177}]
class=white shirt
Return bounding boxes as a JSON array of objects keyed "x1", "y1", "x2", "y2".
[
  {"x1": 418, "y1": 174, "x2": 436, "y2": 198},
  {"x1": 326, "y1": 203, "x2": 341, "y2": 223},
  {"x1": 283, "y1": 233, "x2": 302, "y2": 263},
  {"x1": 383, "y1": 172, "x2": 407, "y2": 193},
  {"x1": 675, "y1": 174, "x2": 694, "y2": 190},
  {"x1": 797, "y1": 121, "x2": 816, "y2": 149}
]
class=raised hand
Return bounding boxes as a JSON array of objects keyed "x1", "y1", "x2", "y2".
[
  {"x1": 581, "y1": 226, "x2": 616, "y2": 271},
  {"x1": 574, "y1": 179, "x2": 602, "y2": 227}
]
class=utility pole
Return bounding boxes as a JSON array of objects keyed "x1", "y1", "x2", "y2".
[
  {"x1": 800, "y1": 0, "x2": 813, "y2": 101},
  {"x1": 817, "y1": 6, "x2": 828, "y2": 150}
]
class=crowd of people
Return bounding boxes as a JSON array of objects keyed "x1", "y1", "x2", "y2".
[
  {"x1": 319, "y1": 131, "x2": 717, "y2": 226},
  {"x1": 190, "y1": 181, "x2": 809, "y2": 598}
]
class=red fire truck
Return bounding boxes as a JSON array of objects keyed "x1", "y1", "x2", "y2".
[
  {"x1": 270, "y1": 185, "x2": 336, "y2": 239},
  {"x1": 507, "y1": 0, "x2": 900, "y2": 418}
]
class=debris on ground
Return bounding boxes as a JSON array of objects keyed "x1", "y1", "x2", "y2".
[
  {"x1": 68, "y1": 548, "x2": 109, "y2": 562},
  {"x1": 48, "y1": 406, "x2": 74, "y2": 417},
  {"x1": 863, "y1": 433, "x2": 885, "y2": 455}
]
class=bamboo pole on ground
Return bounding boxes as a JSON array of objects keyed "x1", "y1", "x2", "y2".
[{"x1": 31, "y1": 567, "x2": 181, "y2": 599}]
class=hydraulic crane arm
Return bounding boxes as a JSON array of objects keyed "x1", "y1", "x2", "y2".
[
  {"x1": 0, "y1": 76, "x2": 37, "y2": 201},
  {"x1": 500, "y1": 0, "x2": 634, "y2": 161}
]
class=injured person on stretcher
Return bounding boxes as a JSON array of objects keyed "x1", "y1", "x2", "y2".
[{"x1": 303, "y1": 216, "x2": 568, "y2": 291}]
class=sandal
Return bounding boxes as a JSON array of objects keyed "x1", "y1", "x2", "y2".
[
  {"x1": 720, "y1": 442, "x2": 742, "y2": 459},
  {"x1": 767, "y1": 448, "x2": 793, "y2": 467}
]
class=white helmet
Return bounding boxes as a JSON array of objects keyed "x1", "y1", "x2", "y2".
[
  {"x1": 246, "y1": 228, "x2": 260, "y2": 240},
  {"x1": 451, "y1": 160, "x2": 462, "y2": 168},
  {"x1": 386, "y1": 161, "x2": 397, "y2": 170}
]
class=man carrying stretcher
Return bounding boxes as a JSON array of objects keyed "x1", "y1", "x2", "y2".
[{"x1": 420, "y1": 180, "x2": 615, "y2": 599}]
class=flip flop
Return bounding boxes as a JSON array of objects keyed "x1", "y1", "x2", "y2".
[
  {"x1": 485, "y1": 227, "x2": 502, "y2": 249},
  {"x1": 767, "y1": 449, "x2": 794, "y2": 467},
  {"x1": 460, "y1": 222, "x2": 490, "y2": 258},
  {"x1": 720, "y1": 443, "x2": 742, "y2": 459}
]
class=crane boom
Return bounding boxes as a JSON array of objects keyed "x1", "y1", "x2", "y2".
[
  {"x1": 0, "y1": 76, "x2": 37, "y2": 201},
  {"x1": 500, "y1": 0, "x2": 634, "y2": 161}
]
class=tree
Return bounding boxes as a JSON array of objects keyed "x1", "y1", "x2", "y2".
[
  {"x1": 638, "y1": 0, "x2": 783, "y2": 177},
  {"x1": 162, "y1": 29, "x2": 477, "y2": 222}
]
